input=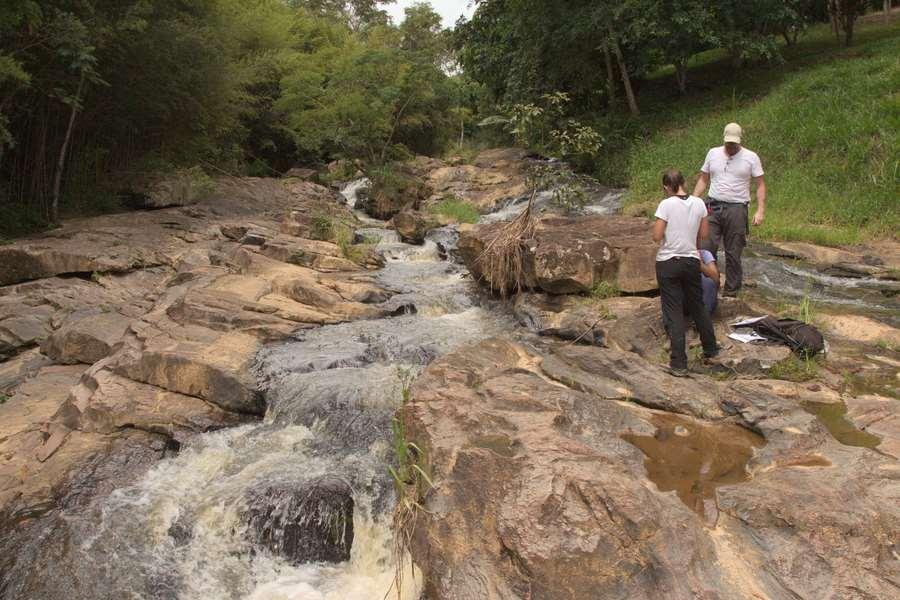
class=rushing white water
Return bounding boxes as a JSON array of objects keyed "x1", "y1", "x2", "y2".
[
  {"x1": 48, "y1": 185, "x2": 515, "y2": 600},
  {"x1": 479, "y1": 186, "x2": 626, "y2": 224},
  {"x1": 338, "y1": 178, "x2": 371, "y2": 209}
]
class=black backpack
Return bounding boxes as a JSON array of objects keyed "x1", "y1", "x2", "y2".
[{"x1": 736, "y1": 316, "x2": 825, "y2": 357}]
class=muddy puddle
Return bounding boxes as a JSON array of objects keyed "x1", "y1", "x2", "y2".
[
  {"x1": 802, "y1": 401, "x2": 882, "y2": 449},
  {"x1": 622, "y1": 414, "x2": 764, "y2": 524}
]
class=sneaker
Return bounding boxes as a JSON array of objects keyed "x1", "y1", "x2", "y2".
[{"x1": 666, "y1": 366, "x2": 691, "y2": 378}]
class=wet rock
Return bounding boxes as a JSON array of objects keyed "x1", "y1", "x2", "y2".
[
  {"x1": 513, "y1": 293, "x2": 608, "y2": 345},
  {"x1": 243, "y1": 476, "x2": 354, "y2": 565},
  {"x1": 392, "y1": 209, "x2": 436, "y2": 245},
  {"x1": 403, "y1": 337, "x2": 900, "y2": 600},
  {"x1": 843, "y1": 394, "x2": 899, "y2": 458},
  {"x1": 459, "y1": 214, "x2": 657, "y2": 295},
  {"x1": 40, "y1": 311, "x2": 132, "y2": 364}
]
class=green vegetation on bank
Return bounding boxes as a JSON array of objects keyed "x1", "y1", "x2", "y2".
[
  {"x1": 456, "y1": 2, "x2": 899, "y2": 246},
  {"x1": 428, "y1": 196, "x2": 480, "y2": 224},
  {"x1": 616, "y1": 21, "x2": 900, "y2": 245},
  {"x1": 0, "y1": 0, "x2": 462, "y2": 237}
]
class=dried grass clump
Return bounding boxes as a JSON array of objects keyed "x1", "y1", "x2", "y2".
[{"x1": 474, "y1": 190, "x2": 537, "y2": 297}]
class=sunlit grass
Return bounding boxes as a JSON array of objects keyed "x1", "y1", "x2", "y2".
[{"x1": 600, "y1": 20, "x2": 900, "y2": 246}]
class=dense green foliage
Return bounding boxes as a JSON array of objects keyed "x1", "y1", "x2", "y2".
[{"x1": 0, "y1": 0, "x2": 463, "y2": 235}]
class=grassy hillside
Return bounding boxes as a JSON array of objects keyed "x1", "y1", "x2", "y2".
[{"x1": 604, "y1": 20, "x2": 900, "y2": 246}]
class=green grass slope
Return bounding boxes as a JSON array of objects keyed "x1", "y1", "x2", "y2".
[{"x1": 610, "y1": 22, "x2": 899, "y2": 246}]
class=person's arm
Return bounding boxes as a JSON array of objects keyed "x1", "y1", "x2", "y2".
[
  {"x1": 700, "y1": 257, "x2": 720, "y2": 285},
  {"x1": 752, "y1": 175, "x2": 766, "y2": 226},
  {"x1": 693, "y1": 172, "x2": 710, "y2": 197},
  {"x1": 653, "y1": 218, "x2": 667, "y2": 243},
  {"x1": 696, "y1": 215, "x2": 710, "y2": 247}
]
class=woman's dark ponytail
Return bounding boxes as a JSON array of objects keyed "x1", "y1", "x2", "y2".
[{"x1": 662, "y1": 169, "x2": 685, "y2": 193}]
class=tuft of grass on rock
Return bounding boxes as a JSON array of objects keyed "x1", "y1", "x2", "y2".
[
  {"x1": 770, "y1": 355, "x2": 821, "y2": 382},
  {"x1": 429, "y1": 196, "x2": 480, "y2": 224},
  {"x1": 590, "y1": 280, "x2": 621, "y2": 300}
]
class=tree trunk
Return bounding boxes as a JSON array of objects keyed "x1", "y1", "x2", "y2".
[
  {"x1": 603, "y1": 43, "x2": 617, "y2": 109},
  {"x1": 829, "y1": 1, "x2": 841, "y2": 43},
  {"x1": 51, "y1": 72, "x2": 85, "y2": 225},
  {"x1": 674, "y1": 60, "x2": 687, "y2": 94},
  {"x1": 886, "y1": 0, "x2": 892, "y2": 24},
  {"x1": 610, "y1": 35, "x2": 639, "y2": 116},
  {"x1": 459, "y1": 113, "x2": 465, "y2": 148}
]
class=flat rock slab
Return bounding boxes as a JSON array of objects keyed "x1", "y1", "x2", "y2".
[{"x1": 403, "y1": 338, "x2": 900, "y2": 600}]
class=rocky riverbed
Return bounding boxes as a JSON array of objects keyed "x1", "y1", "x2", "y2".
[{"x1": 1, "y1": 149, "x2": 898, "y2": 599}]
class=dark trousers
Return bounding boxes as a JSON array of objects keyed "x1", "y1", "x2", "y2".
[
  {"x1": 656, "y1": 257, "x2": 718, "y2": 370},
  {"x1": 702, "y1": 201, "x2": 748, "y2": 294}
]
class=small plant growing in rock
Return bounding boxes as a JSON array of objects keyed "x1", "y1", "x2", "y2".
[
  {"x1": 770, "y1": 355, "x2": 820, "y2": 382},
  {"x1": 590, "y1": 280, "x2": 620, "y2": 300},
  {"x1": 310, "y1": 214, "x2": 334, "y2": 241},
  {"x1": 389, "y1": 414, "x2": 433, "y2": 599}
]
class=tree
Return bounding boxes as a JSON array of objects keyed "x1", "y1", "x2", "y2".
[{"x1": 828, "y1": 0, "x2": 869, "y2": 45}]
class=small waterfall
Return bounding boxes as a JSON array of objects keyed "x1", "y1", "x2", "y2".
[{"x1": 338, "y1": 178, "x2": 371, "y2": 209}]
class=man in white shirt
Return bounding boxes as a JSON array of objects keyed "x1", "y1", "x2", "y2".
[{"x1": 692, "y1": 122, "x2": 767, "y2": 296}]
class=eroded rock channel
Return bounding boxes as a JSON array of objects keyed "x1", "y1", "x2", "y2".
[{"x1": 1, "y1": 150, "x2": 898, "y2": 599}]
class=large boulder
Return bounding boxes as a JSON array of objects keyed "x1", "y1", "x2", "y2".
[
  {"x1": 459, "y1": 214, "x2": 658, "y2": 296},
  {"x1": 242, "y1": 477, "x2": 354, "y2": 564},
  {"x1": 361, "y1": 165, "x2": 432, "y2": 220},
  {"x1": 424, "y1": 149, "x2": 529, "y2": 213}
]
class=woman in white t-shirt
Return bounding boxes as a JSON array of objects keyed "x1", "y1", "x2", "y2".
[{"x1": 652, "y1": 169, "x2": 718, "y2": 376}]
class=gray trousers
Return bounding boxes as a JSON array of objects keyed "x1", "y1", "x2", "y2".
[{"x1": 701, "y1": 200, "x2": 748, "y2": 294}]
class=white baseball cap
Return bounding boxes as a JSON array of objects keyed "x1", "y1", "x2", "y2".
[{"x1": 723, "y1": 122, "x2": 742, "y2": 144}]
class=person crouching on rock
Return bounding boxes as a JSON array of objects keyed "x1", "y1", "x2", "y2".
[
  {"x1": 653, "y1": 169, "x2": 719, "y2": 377},
  {"x1": 699, "y1": 249, "x2": 720, "y2": 315}
]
